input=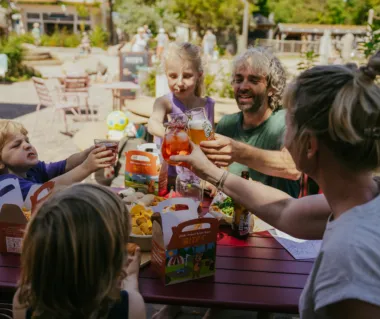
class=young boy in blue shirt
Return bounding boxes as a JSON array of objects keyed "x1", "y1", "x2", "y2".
[{"x1": 0, "y1": 120, "x2": 115, "y2": 205}]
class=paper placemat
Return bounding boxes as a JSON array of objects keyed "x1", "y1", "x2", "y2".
[{"x1": 269, "y1": 229, "x2": 322, "y2": 260}]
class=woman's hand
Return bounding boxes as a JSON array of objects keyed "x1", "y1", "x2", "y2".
[{"x1": 170, "y1": 142, "x2": 220, "y2": 182}]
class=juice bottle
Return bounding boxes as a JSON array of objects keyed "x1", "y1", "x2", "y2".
[{"x1": 232, "y1": 171, "x2": 251, "y2": 239}]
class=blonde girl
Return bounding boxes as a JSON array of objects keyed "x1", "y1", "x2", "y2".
[
  {"x1": 147, "y1": 42, "x2": 216, "y2": 192},
  {"x1": 173, "y1": 52, "x2": 380, "y2": 318},
  {"x1": 148, "y1": 42, "x2": 215, "y2": 140},
  {"x1": 13, "y1": 184, "x2": 146, "y2": 319}
]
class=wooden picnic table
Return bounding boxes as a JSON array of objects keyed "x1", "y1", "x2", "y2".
[
  {"x1": 92, "y1": 82, "x2": 140, "y2": 111},
  {"x1": 0, "y1": 229, "x2": 312, "y2": 313},
  {"x1": 0, "y1": 186, "x2": 313, "y2": 313},
  {"x1": 139, "y1": 227, "x2": 312, "y2": 314}
]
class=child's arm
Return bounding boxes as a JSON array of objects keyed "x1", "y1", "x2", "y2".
[
  {"x1": 122, "y1": 248, "x2": 146, "y2": 319},
  {"x1": 51, "y1": 146, "x2": 113, "y2": 186},
  {"x1": 13, "y1": 288, "x2": 27, "y2": 319},
  {"x1": 64, "y1": 146, "x2": 94, "y2": 172},
  {"x1": 147, "y1": 96, "x2": 171, "y2": 139}
]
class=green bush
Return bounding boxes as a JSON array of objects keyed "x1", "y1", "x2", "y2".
[
  {"x1": 143, "y1": 67, "x2": 156, "y2": 97},
  {"x1": 0, "y1": 34, "x2": 41, "y2": 82},
  {"x1": 40, "y1": 27, "x2": 81, "y2": 48},
  {"x1": 204, "y1": 73, "x2": 217, "y2": 97},
  {"x1": 90, "y1": 26, "x2": 109, "y2": 49},
  {"x1": 219, "y1": 72, "x2": 234, "y2": 99}
]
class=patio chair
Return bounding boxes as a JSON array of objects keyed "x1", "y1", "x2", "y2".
[
  {"x1": 32, "y1": 77, "x2": 81, "y2": 137},
  {"x1": 61, "y1": 74, "x2": 96, "y2": 120}
]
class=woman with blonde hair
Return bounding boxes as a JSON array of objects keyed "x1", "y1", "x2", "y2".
[
  {"x1": 171, "y1": 52, "x2": 380, "y2": 318},
  {"x1": 13, "y1": 184, "x2": 146, "y2": 319}
]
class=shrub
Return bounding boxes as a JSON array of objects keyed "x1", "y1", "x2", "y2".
[
  {"x1": 40, "y1": 27, "x2": 81, "y2": 48},
  {"x1": 204, "y1": 73, "x2": 217, "y2": 97},
  {"x1": 219, "y1": 72, "x2": 234, "y2": 99},
  {"x1": 142, "y1": 67, "x2": 156, "y2": 97},
  {"x1": 90, "y1": 26, "x2": 109, "y2": 49},
  {"x1": 0, "y1": 34, "x2": 41, "y2": 82}
]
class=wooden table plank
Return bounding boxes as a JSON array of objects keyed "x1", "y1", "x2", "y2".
[
  {"x1": 140, "y1": 266, "x2": 308, "y2": 289},
  {"x1": 216, "y1": 246, "x2": 297, "y2": 261},
  {"x1": 215, "y1": 256, "x2": 313, "y2": 275},
  {"x1": 217, "y1": 232, "x2": 283, "y2": 249},
  {"x1": 0, "y1": 254, "x2": 20, "y2": 268},
  {"x1": 139, "y1": 278, "x2": 301, "y2": 313}
]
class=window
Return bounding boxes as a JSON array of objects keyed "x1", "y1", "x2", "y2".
[
  {"x1": 42, "y1": 13, "x2": 74, "y2": 21},
  {"x1": 27, "y1": 13, "x2": 40, "y2": 19}
]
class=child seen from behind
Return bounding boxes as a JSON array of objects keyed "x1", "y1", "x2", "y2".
[{"x1": 13, "y1": 183, "x2": 146, "y2": 319}]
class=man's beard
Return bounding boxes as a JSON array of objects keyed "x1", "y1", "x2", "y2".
[{"x1": 236, "y1": 90, "x2": 267, "y2": 113}]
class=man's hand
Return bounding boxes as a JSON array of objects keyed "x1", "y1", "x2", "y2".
[
  {"x1": 81, "y1": 146, "x2": 115, "y2": 174},
  {"x1": 200, "y1": 134, "x2": 237, "y2": 167}
]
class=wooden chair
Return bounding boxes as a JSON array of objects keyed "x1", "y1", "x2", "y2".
[
  {"x1": 62, "y1": 75, "x2": 95, "y2": 120},
  {"x1": 32, "y1": 77, "x2": 81, "y2": 137}
]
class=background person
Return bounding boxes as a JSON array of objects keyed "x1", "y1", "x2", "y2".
[
  {"x1": 202, "y1": 29, "x2": 216, "y2": 58},
  {"x1": 131, "y1": 27, "x2": 148, "y2": 53}
]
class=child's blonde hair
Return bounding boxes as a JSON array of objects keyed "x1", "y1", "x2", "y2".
[
  {"x1": 164, "y1": 42, "x2": 204, "y2": 97},
  {"x1": 283, "y1": 51, "x2": 380, "y2": 172},
  {"x1": 18, "y1": 184, "x2": 130, "y2": 318},
  {"x1": 0, "y1": 120, "x2": 28, "y2": 160}
]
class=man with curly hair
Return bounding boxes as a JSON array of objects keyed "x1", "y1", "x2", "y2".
[{"x1": 201, "y1": 47, "x2": 300, "y2": 197}]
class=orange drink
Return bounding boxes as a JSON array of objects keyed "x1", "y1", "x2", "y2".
[{"x1": 186, "y1": 107, "x2": 214, "y2": 145}]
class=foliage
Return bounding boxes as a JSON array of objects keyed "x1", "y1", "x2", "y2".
[
  {"x1": 204, "y1": 73, "x2": 217, "y2": 97},
  {"x1": 267, "y1": 0, "x2": 374, "y2": 25},
  {"x1": 169, "y1": 0, "x2": 257, "y2": 35},
  {"x1": 297, "y1": 50, "x2": 319, "y2": 71},
  {"x1": 41, "y1": 27, "x2": 81, "y2": 47},
  {"x1": 0, "y1": 34, "x2": 41, "y2": 82},
  {"x1": 142, "y1": 67, "x2": 157, "y2": 97},
  {"x1": 75, "y1": 3, "x2": 90, "y2": 18},
  {"x1": 115, "y1": 0, "x2": 179, "y2": 38},
  {"x1": 219, "y1": 72, "x2": 234, "y2": 99},
  {"x1": 362, "y1": 24, "x2": 380, "y2": 58},
  {"x1": 90, "y1": 26, "x2": 109, "y2": 49}
]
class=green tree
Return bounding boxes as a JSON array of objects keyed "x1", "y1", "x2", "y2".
[
  {"x1": 115, "y1": 0, "x2": 179, "y2": 37},
  {"x1": 267, "y1": 0, "x2": 371, "y2": 25},
  {"x1": 169, "y1": 0, "x2": 257, "y2": 35}
]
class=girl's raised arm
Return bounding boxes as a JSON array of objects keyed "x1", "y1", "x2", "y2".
[{"x1": 147, "y1": 96, "x2": 171, "y2": 139}]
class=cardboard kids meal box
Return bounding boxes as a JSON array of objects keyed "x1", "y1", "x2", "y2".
[
  {"x1": 0, "y1": 179, "x2": 55, "y2": 254},
  {"x1": 151, "y1": 197, "x2": 219, "y2": 285},
  {"x1": 125, "y1": 143, "x2": 167, "y2": 196}
]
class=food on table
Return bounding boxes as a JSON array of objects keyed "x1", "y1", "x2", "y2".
[
  {"x1": 127, "y1": 243, "x2": 139, "y2": 255},
  {"x1": 134, "y1": 192, "x2": 145, "y2": 199},
  {"x1": 130, "y1": 204, "x2": 153, "y2": 236},
  {"x1": 123, "y1": 194, "x2": 138, "y2": 205},
  {"x1": 212, "y1": 196, "x2": 234, "y2": 217},
  {"x1": 119, "y1": 188, "x2": 136, "y2": 198}
]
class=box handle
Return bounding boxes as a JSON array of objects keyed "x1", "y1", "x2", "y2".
[
  {"x1": 30, "y1": 181, "x2": 55, "y2": 214},
  {"x1": 172, "y1": 217, "x2": 218, "y2": 234},
  {"x1": 152, "y1": 197, "x2": 199, "y2": 214}
]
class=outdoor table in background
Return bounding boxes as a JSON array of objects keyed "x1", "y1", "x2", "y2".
[
  {"x1": 72, "y1": 116, "x2": 148, "y2": 151},
  {"x1": 93, "y1": 82, "x2": 140, "y2": 111}
]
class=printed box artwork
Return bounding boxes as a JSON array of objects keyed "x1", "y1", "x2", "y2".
[
  {"x1": 0, "y1": 179, "x2": 55, "y2": 254},
  {"x1": 0, "y1": 178, "x2": 28, "y2": 254},
  {"x1": 125, "y1": 144, "x2": 167, "y2": 196},
  {"x1": 151, "y1": 197, "x2": 219, "y2": 285}
]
